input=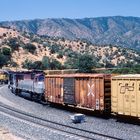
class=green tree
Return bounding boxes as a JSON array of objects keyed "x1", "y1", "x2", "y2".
[
  {"x1": 75, "y1": 54, "x2": 96, "y2": 73},
  {"x1": 31, "y1": 61, "x2": 43, "y2": 70},
  {"x1": 42, "y1": 56, "x2": 62, "y2": 70},
  {"x1": 42, "y1": 56, "x2": 50, "y2": 69},
  {"x1": 22, "y1": 59, "x2": 33, "y2": 69},
  {"x1": 0, "y1": 53, "x2": 9, "y2": 68},
  {"x1": 49, "y1": 59, "x2": 62, "y2": 70},
  {"x1": 64, "y1": 57, "x2": 77, "y2": 69}
]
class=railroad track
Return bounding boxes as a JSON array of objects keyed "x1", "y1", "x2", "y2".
[{"x1": 0, "y1": 102, "x2": 122, "y2": 140}]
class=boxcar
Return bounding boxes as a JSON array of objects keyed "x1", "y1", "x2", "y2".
[
  {"x1": 111, "y1": 74, "x2": 140, "y2": 118},
  {"x1": 0, "y1": 72, "x2": 8, "y2": 84},
  {"x1": 45, "y1": 74, "x2": 111, "y2": 113}
]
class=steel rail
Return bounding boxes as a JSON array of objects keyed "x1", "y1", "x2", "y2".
[{"x1": 0, "y1": 102, "x2": 122, "y2": 140}]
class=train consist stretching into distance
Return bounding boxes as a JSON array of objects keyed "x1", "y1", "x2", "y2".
[
  {"x1": 0, "y1": 71, "x2": 8, "y2": 84},
  {"x1": 2, "y1": 69, "x2": 140, "y2": 119}
]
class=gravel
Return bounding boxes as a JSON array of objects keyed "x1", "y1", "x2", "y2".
[
  {"x1": 0, "y1": 85, "x2": 140, "y2": 140},
  {"x1": 0, "y1": 111, "x2": 82, "y2": 140}
]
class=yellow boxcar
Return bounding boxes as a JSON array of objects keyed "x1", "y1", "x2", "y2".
[
  {"x1": 111, "y1": 74, "x2": 140, "y2": 117},
  {"x1": 0, "y1": 74, "x2": 5, "y2": 80},
  {"x1": 0, "y1": 73, "x2": 8, "y2": 84}
]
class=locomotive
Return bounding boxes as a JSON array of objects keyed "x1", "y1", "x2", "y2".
[{"x1": 8, "y1": 71, "x2": 45, "y2": 101}]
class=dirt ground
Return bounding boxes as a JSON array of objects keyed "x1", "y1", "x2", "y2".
[{"x1": 0, "y1": 127, "x2": 24, "y2": 140}]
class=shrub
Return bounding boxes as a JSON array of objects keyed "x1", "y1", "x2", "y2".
[
  {"x1": 49, "y1": 45, "x2": 59, "y2": 54},
  {"x1": 3, "y1": 33, "x2": 7, "y2": 37},
  {"x1": 2, "y1": 47, "x2": 11, "y2": 56},
  {"x1": 57, "y1": 52, "x2": 63, "y2": 59},
  {"x1": 24, "y1": 43, "x2": 36, "y2": 54},
  {"x1": 8, "y1": 37, "x2": 19, "y2": 51},
  {"x1": 22, "y1": 59, "x2": 43, "y2": 70},
  {"x1": 10, "y1": 61, "x2": 18, "y2": 67}
]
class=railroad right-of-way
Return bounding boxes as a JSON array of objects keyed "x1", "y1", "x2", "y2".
[{"x1": 0, "y1": 85, "x2": 140, "y2": 140}]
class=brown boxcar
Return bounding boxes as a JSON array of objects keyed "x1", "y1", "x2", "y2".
[{"x1": 45, "y1": 74, "x2": 111, "y2": 113}]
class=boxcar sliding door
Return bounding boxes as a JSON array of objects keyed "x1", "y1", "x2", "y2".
[{"x1": 63, "y1": 77, "x2": 75, "y2": 105}]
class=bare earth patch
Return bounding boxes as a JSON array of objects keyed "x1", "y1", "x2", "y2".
[{"x1": 0, "y1": 127, "x2": 25, "y2": 140}]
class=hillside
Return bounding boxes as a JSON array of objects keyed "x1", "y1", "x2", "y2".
[
  {"x1": 0, "y1": 16, "x2": 140, "y2": 49},
  {"x1": 0, "y1": 27, "x2": 140, "y2": 70}
]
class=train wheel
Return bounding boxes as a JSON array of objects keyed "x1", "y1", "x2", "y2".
[
  {"x1": 13, "y1": 88, "x2": 20, "y2": 96},
  {"x1": 36, "y1": 94, "x2": 41, "y2": 101},
  {"x1": 64, "y1": 104, "x2": 68, "y2": 107},
  {"x1": 11, "y1": 88, "x2": 13, "y2": 93},
  {"x1": 11, "y1": 88, "x2": 14, "y2": 94},
  {"x1": 15, "y1": 89, "x2": 18, "y2": 95},
  {"x1": 17, "y1": 89, "x2": 21, "y2": 96},
  {"x1": 40, "y1": 94, "x2": 47, "y2": 105},
  {"x1": 12, "y1": 88, "x2": 16, "y2": 94},
  {"x1": 34, "y1": 94, "x2": 42, "y2": 102},
  {"x1": 30, "y1": 93, "x2": 34, "y2": 101}
]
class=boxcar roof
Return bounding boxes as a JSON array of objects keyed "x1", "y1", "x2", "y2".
[
  {"x1": 112, "y1": 74, "x2": 140, "y2": 79},
  {"x1": 45, "y1": 73, "x2": 111, "y2": 78}
]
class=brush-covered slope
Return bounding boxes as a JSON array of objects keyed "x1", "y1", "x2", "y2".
[{"x1": 0, "y1": 27, "x2": 140, "y2": 69}]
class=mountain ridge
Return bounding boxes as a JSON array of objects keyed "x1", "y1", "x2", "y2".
[{"x1": 0, "y1": 16, "x2": 140, "y2": 49}]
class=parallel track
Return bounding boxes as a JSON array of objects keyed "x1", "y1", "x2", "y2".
[{"x1": 0, "y1": 102, "x2": 122, "y2": 140}]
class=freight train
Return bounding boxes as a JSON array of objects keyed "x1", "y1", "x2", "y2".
[
  {"x1": 0, "y1": 71, "x2": 8, "y2": 84},
  {"x1": 8, "y1": 70, "x2": 140, "y2": 118}
]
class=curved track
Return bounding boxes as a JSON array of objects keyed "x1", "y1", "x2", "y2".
[{"x1": 0, "y1": 101, "x2": 122, "y2": 140}]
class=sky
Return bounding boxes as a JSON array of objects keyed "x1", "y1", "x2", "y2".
[{"x1": 0, "y1": 0, "x2": 140, "y2": 21}]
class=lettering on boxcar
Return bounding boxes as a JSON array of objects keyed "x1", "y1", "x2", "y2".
[
  {"x1": 96, "y1": 99, "x2": 99, "y2": 110},
  {"x1": 119, "y1": 83, "x2": 134, "y2": 94},
  {"x1": 125, "y1": 95, "x2": 129, "y2": 102},
  {"x1": 87, "y1": 83, "x2": 94, "y2": 97},
  {"x1": 131, "y1": 95, "x2": 135, "y2": 102}
]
